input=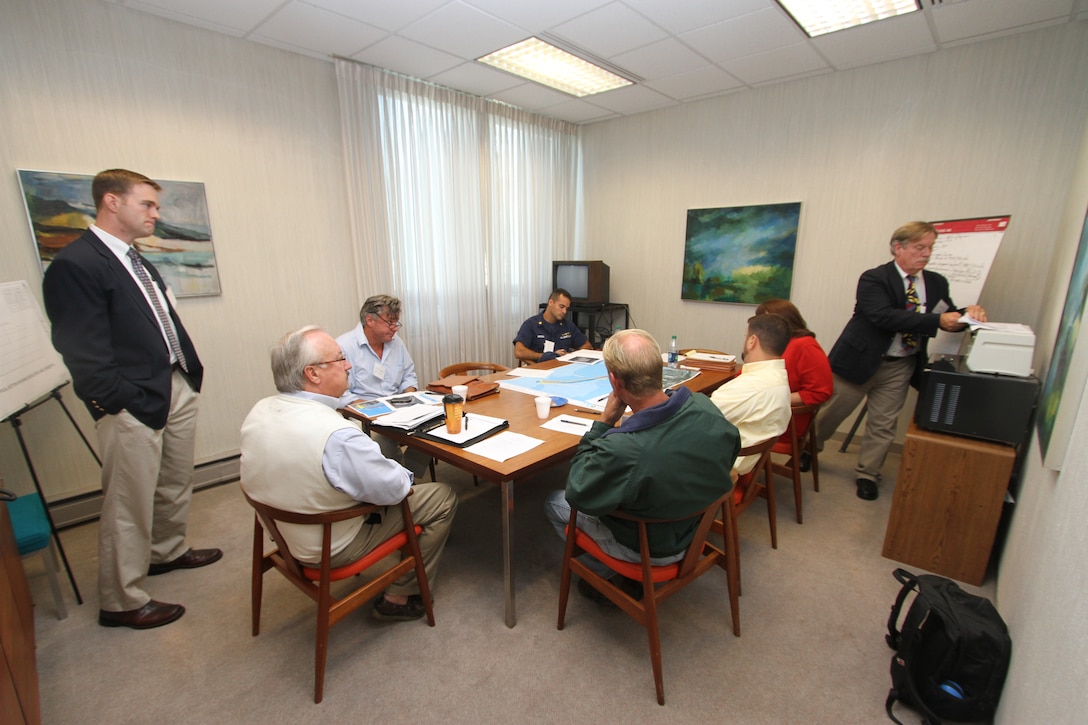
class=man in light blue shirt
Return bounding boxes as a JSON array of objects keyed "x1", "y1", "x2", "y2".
[{"x1": 337, "y1": 295, "x2": 430, "y2": 476}]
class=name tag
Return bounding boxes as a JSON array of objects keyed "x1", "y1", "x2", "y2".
[
  {"x1": 373, "y1": 363, "x2": 386, "y2": 381},
  {"x1": 543, "y1": 341, "x2": 555, "y2": 353}
]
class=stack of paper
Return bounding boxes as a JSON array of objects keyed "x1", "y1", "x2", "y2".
[{"x1": 373, "y1": 404, "x2": 443, "y2": 430}]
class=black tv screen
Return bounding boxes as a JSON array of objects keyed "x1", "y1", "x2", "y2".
[{"x1": 553, "y1": 261, "x2": 610, "y2": 305}]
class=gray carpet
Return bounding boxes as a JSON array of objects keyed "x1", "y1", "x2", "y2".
[{"x1": 28, "y1": 444, "x2": 995, "y2": 723}]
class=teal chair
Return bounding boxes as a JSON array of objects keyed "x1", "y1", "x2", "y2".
[{"x1": 9, "y1": 493, "x2": 67, "y2": 619}]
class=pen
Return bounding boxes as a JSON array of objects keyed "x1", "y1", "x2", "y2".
[
  {"x1": 464, "y1": 414, "x2": 469, "y2": 431},
  {"x1": 574, "y1": 408, "x2": 600, "y2": 415}
]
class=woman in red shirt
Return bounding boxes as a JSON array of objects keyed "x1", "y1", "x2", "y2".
[{"x1": 754, "y1": 299, "x2": 833, "y2": 446}]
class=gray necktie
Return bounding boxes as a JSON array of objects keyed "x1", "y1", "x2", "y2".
[{"x1": 128, "y1": 248, "x2": 188, "y2": 372}]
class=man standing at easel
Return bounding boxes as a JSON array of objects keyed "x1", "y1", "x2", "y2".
[{"x1": 43, "y1": 169, "x2": 220, "y2": 629}]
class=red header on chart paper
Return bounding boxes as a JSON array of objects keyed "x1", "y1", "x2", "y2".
[{"x1": 932, "y1": 216, "x2": 1011, "y2": 235}]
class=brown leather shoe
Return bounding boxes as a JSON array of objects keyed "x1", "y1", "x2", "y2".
[
  {"x1": 99, "y1": 600, "x2": 185, "y2": 629},
  {"x1": 148, "y1": 547, "x2": 223, "y2": 576}
]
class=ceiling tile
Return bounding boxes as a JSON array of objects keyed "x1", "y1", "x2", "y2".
[
  {"x1": 398, "y1": 1, "x2": 527, "y2": 59},
  {"x1": 490, "y1": 83, "x2": 575, "y2": 112},
  {"x1": 463, "y1": 0, "x2": 614, "y2": 34},
  {"x1": 645, "y1": 65, "x2": 746, "y2": 101},
  {"x1": 813, "y1": 13, "x2": 936, "y2": 70},
  {"x1": 681, "y1": 7, "x2": 806, "y2": 64},
  {"x1": 536, "y1": 99, "x2": 620, "y2": 124},
  {"x1": 931, "y1": 0, "x2": 1075, "y2": 43},
  {"x1": 722, "y1": 41, "x2": 829, "y2": 86},
  {"x1": 551, "y1": 2, "x2": 669, "y2": 58},
  {"x1": 304, "y1": 0, "x2": 447, "y2": 32},
  {"x1": 580, "y1": 83, "x2": 676, "y2": 116},
  {"x1": 122, "y1": 0, "x2": 284, "y2": 35},
  {"x1": 351, "y1": 36, "x2": 462, "y2": 79},
  {"x1": 623, "y1": 0, "x2": 772, "y2": 35},
  {"x1": 251, "y1": 1, "x2": 386, "y2": 57},
  {"x1": 428, "y1": 62, "x2": 527, "y2": 96},
  {"x1": 611, "y1": 37, "x2": 710, "y2": 80}
]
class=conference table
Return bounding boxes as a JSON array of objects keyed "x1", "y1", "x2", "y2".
[{"x1": 353, "y1": 359, "x2": 733, "y2": 628}]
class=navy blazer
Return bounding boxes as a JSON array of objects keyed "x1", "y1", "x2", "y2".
[
  {"x1": 827, "y1": 261, "x2": 957, "y2": 387},
  {"x1": 43, "y1": 229, "x2": 203, "y2": 430}
]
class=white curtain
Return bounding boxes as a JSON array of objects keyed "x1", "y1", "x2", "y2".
[{"x1": 335, "y1": 59, "x2": 582, "y2": 382}]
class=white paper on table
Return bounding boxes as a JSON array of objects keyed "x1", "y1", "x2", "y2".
[
  {"x1": 375, "y1": 403, "x2": 443, "y2": 430},
  {"x1": 505, "y1": 367, "x2": 553, "y2": 378},
  {"x1": 541, "y1": 414, "x2": 596, "y2": 435},
  {"x1": 463, "y1": 431, "x2": 544, "y2": 462},
  {"x1": 960, "y1": 316, "x2": 1033, "y2": 333}
]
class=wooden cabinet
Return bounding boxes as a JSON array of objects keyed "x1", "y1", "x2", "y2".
[
  {"x1": 882, "y1": 423, "x2": 1016, "y2": 586},
  {"x1": 1, "y1": 497, "x2": 41, "y2": 725}
]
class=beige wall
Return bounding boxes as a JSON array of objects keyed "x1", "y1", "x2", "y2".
[
  {"x1": 581, "y1": 23, "x2": 1088, "y2": 367},
  {"x1": 2, "y1": 2, "x2": 1087, "y2": 716},
  {"x1": 0, "y1": 0, "x2": 357, "y2": 499},
  {"x1": 579, "y1": 23, "x2": 1088, "y2": 722}
]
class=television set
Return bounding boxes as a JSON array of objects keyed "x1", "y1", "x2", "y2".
[{"x1": 552, "y1": 260, "x2": 610, "y2": 305}]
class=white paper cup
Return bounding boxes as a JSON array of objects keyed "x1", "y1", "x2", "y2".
[
  {"x1": 534, "y1": 396, "x2": 551, "y2": 419},
  {"x1": 452, "y1": 384, "x2": 469, "y2": 401}
]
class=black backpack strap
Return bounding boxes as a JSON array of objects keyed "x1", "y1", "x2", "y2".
[
  {"x1": 886, "y1": 568, "x2": 919, "y2": 649},
  {"x1": 886, "y1": 689, "x2": 907, "y2": 725}
]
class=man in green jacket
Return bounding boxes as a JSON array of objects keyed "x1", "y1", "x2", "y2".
[{"x1": 544, "y1": 329, "x2": 740, "y2": 601}]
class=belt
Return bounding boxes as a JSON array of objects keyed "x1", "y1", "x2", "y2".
[{"x1": 883, "y1": 354, "x2": 915, "y2": 362}]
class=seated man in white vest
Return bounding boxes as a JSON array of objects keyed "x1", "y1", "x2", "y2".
[{"x1": 240, "y1": 325, "x2": 458, "y2": 621}]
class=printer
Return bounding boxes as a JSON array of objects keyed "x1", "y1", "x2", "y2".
[
  {"x1": 963, "y1": 326, "x2": 1035, "y2": 377},
  {"x1": 915, "y1": 353, "x2": 1039, "y2": 446}
]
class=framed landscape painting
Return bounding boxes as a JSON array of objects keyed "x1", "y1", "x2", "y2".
[
  {"x1": 17, "y1": 169, "x2": 222, "y2": 297},
  {"x1": 682, "y1": 202, "x2": 801, "y2": 304}
]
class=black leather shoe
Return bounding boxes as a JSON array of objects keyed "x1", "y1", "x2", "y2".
[
  {"x1": 856, "y1": 478, "x2": 878, "y2": 500},
  {"x1": 799, "y1": 451, "x2": 812, "y2": 472},
  {"x1": 148, "y1": 547, "x2": 223, "y2": 576},
  {"x1": 99, "y1": 600, "x2": 185, "y2": 629},
  {"x1": 372, "y1": 594, "x2": 425, "y2": 621}
]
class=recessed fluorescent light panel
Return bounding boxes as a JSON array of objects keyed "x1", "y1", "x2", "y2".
[
  {"x1": 778, "y1": 0, "x2": 921, "y2": 37},
  {"x1": 477, "y1": 37, "x2": 632, "y2": 97}
]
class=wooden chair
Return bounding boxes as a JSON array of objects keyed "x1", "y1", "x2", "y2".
[
  {"x1": 710, "y1": 436, "x2": 777, "y2": 597},
  {"x1": 732, "y1": 436, "x2": 779, "y2": 546},
  {"x1": 437, "y1": 361, "x2": 510, "y2": 378},
  {"x1": 241, "y1": 488, "x2": 435, "y2": 703},
  {"x1": 557, "y1": 490, "x2": 740, "y2": 706},
  {"x1": 770, "y1": 403, "x2": 822, "y2": 524}
]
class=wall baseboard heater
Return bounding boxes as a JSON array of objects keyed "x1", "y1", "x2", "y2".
[{"x1": 48, "y1": 455, "x2": 240, "y2": 529}]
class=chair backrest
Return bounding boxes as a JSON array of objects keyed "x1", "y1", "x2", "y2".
[
  {"x1": 734, "y1": 435, "x2": 777, "y2": 507},
  {"x1": 241, "y1": 488, "x2": 378, "y2": 580},
  {"x1": 438, "y1": 361, "x2": 510, "y2": 378},
  {"x1": 608, "y1": 489, "x2": 733, "y2": 580}
]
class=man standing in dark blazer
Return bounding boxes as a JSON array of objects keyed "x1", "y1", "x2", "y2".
[
  {"x1": 43, "y1": 169, "x2": 221, "y2": 629},
  {"x1": 815, "y1": 221, "x2": 987, "y2": 501}
]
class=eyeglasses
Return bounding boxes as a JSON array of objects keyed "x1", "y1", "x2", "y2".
[
  {"x1": 309, "y1": 355, "x2": 347, "y2": 367},
  {"x1": 376, "y1": 314, "x2": 402, "y2": 330}
]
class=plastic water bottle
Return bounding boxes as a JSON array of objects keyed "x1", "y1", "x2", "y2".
[{"x1": 668, "y1": 335, "x2": 679, "y2": 368}]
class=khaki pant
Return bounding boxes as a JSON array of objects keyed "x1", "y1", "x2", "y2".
[
  {"x1": 816, "y1": 356, "x2": 915, "y2": 481},
  {"x1": 95, "y1": 369, "x2": 200, "y2": 612},
  {"x1": 328, "y1": 481, "x2": 457, "y2": 597}
]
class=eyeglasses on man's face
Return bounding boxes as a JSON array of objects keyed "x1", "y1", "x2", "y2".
[
  {"x1": 376, "y1": 314, "x2": 402, "y2": 330},
  {"x1": 310, "y1": 354, "x2": 347, "y2": 367}
]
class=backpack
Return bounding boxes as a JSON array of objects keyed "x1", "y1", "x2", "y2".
[{"x1": 885, "y1": 568, "x2": 1011, "y2": 724}]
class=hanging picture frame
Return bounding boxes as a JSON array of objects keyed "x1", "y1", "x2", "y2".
[
  {"x1": 17, "y1": 169, "x2": 222, "y2": 297},
  {"x1": 682, "y1": 202, "x2": 801, "y2": 304}
]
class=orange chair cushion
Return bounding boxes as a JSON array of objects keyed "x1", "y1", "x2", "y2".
[
  {"x1": 302, "y1": 524, "x2": 423, "y2": 582},
  {"x1": 569, "y1": 526, "x2": 680, "y2": 584}
]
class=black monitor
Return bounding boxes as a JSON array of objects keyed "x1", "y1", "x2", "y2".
[{"x1": 552, "y1": 260, "x2": 610, "y2": 305}]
